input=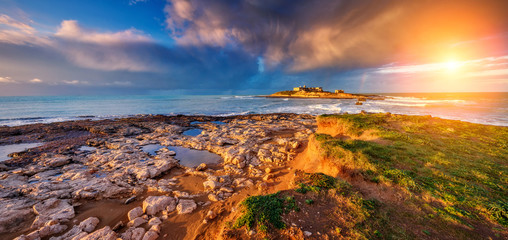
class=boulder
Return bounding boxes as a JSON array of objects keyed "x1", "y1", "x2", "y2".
[
  {"x1": 128, "y1": 217, "x2": 147, "y2": 228},
  {"x1": 143, "y1": 196, "x2": 175, "y2": 216},
  {"x1": 142, "y1": 230, "x2": 159, "y2": 240},
  {"x1": 176, "y1": 199, "x2": 197, "y2": 214},
  {"x1": 203, "y1": 180, "x2": 220, "y2": 190},
  {"x1": 208, "y1": 193, "x2": 220, "y2": 202},
  {"x1": 196, "y1": 163, "x2": 207, "y2": 171},
  {"x1": 0, "y1": 198, "x2": 35, "y2": 234},
  {"x1": 149, "y1": 224, "x2": 161, "y2": 233},
  {"x1": 81, "y1": 226, "x2": 117, "y2": 240},
  {"x1": 43, "y1": 156, "x2": 71, "y2": 168},
  {"x1": 128, "y1": 207, "x2": 144, "y2": 221},
  {"x1": 206, "y1": 210, "x2": 217, "y2": 220},
  {"x1": 32, "y1": 198, "x2": 75, "y2": 228},
  {"x1": 79, "y1": 217, "x2": 100, "y2": 233},
  {"x1": 148, "y1": 217, "x2": 162, "y2": 226},
  {"x1": 38, "y1": 222, "x2": 67, "y2": 238},
  {"x1": 121, "y1": 227, "x2": 145, "y2": 240}
]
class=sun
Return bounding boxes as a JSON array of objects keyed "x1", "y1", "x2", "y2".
[{"x1": 445, "y1": 60, "x2": 461, "y2": 71}]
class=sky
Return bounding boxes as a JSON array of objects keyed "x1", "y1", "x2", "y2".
[{"x1": 0, "y1": 0, "x2": 507, "y2": 96}]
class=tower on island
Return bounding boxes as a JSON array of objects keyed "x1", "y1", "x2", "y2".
[{"x1": 293, "y1": 85, "x2": 323, "y2": 92}]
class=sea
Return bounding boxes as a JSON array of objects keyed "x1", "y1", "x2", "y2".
[{"x1": 0, "y1": 92, "x2": 507, "y2": 127}]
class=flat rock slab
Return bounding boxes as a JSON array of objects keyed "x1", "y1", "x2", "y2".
[
  {"x1": 32, "y1": 198, "x2": 75, "y2": 228},
  {"x1": 177, "y1": 199, "x2": 197, "y2": 214},
  {"x1": 143, "y1": 196, "x2": 175, "y2": 216}
]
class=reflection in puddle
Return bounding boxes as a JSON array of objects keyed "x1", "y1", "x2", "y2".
[
  {"x1": 141, "y1": 144, "x2": 222, "y2": 168},
  {"x1": 79, "y1": 146, "x2": 97, "y2": 151},
  {"x1": 141, "y1": 144, "x2": 164, "y2": 156},
  {"x1": 191, "y1": 121, "x2": 225, "y2": 125},
  {"x1": 183, "y1": 128, "x2": 202, "y2": 137},
  {"x1": 0, "y1": 143, "x2": 42, "y2": 161},
  {"x1": 167, "y1": 146, "x2": 222, "y2": 168}
]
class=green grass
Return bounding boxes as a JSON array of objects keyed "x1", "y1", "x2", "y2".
[
  {"x1": 316, "y1": 113, "x2": 508, "y2": 228},
  {"x1": 233, "y1": 192, "x2": 299, "y2": 232}
]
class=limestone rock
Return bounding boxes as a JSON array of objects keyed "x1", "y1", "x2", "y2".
[
  {"x1": 121, "y1": 227, "x2": 145, "y2": 240},
  {"x1": 176, "y1": 199, "x2": 197, "y2": 214},
  {"x1": 149, "y1": 224, "x2": 161, "y2": 233},
  {"x1": 208, "y1": 193, "x2": 220, "y2": 202},
  {"x1": 79, "y1": 217, "x2": 100, "y2": 233},
  {"x1": 203, "y1": 180, "x2": 220, "y2": 190},
  {"x1": 196, "y1": 163, "x2": 207, "y2": 171},
  {"x1": 142, "y1": 230, "x2": 159, "y2": 240},
  {"x1": 32, "y1": 198, "x2": 75, "y2": 228},
  {"x1": 128, "y1": 217, "x2": 147, "y2": 228},
  {"x1": 0, "y1": 198, "x2": 35, "y2": 234},
  {"x1": 81, "y1": 226, "x2": 117, "y2": 240},
  {"x1": 143, "y1": 196, "x2": 175, "y2": 216},
  {"x1": 43, "y1": 156, "x2": 71, "y2": 168},
  {"x1": 148, "y1": 217, "x2": 162, "y2": 226},
  {"x1": 38, "y1": 222, "x2": 67, "y2": 238},
  {"x1": 206, "y1": 210, "x2": 217, "y2": 220},
  {"x1": 128, "y1": 207, "x2": 144, "y2": 221}
]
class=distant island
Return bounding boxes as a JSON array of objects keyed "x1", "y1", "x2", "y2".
[{"x1": 263, "y1": 85, "x2": 385, "y2": 100}]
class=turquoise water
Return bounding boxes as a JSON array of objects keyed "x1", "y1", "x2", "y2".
[{"x1": 0, "y1": 93, "x2": 507, "y2": 126}]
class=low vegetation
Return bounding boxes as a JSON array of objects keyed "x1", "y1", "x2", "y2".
[
  {"x1": 315, "y1": 113, "x2": 508, "y2": 236},
  {"x1": 233, "y1": 192, "x2": 299, "y2": 232},
  {"x1": 229, "y1": 114, "x2": 507, "y2": 239},
  {"x1": 231, "y1": 172, "x2": 378, "y2": 239}
]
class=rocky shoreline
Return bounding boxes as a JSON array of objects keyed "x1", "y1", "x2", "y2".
[{"x1": 0, "y1": 113, "x2": 316, "y2": 240}]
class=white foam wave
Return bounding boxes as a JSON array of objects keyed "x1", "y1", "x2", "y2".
[
  {"x1": 385, "y1": 96, "x2": 467, "y2": 104},
  {"x1": 372, "y1": 101, "x2": 427, "y2": 107}
]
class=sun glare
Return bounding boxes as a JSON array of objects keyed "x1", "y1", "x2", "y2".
[{"x1": 445, "y1": 60, "x2": 460, "y2": 71}]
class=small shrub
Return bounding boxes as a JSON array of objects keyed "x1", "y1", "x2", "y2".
[
  {"x1": 488, "y1": 201, "x2": 508, "y2": 226},
  {"x1": 306, "y1": 172, "x2": 337, "y2": 189},
  {"x1": 233, "y1": 192, "x2": 299, "y2": 231}
]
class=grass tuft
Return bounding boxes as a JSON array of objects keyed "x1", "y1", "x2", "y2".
[{"x1": 233, "y1": 192, "x2": 298, "y2": 231}]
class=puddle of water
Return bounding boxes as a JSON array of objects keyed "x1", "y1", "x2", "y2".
[
  {"x1": 141, "y1": 144, "x2": 164, "y2": 156},
  {"x1": 92, "y1": 172, "x2": 108, "y2": 178},
  {"x1": 79, "y1": 146, "x2": 97, "y2": 151},
  {"x1": 182, "y1": 128, "x2": 202, "y2": 137},
  {"x1": 191, "y1": 121, "x2": 225, "y2": 125},
  {"x1": 167, "y1": 146, "x2": 222, "y2": 168},
  {"x1": 0, "y1": 143, "x2": 42, "y2": 161},
  {"x1": 171, "y1": 175, "x2": 205, "y2": 194}
]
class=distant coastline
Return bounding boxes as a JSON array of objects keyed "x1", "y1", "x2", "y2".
[{"x1": 261, "y1": 86, "x2": 385, "y2": 100}]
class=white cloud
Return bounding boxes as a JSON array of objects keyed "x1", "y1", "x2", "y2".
[
  {"x1": 0, "y1": 76, "x2": 15, "y2": 83},
  {"x1": 55, "y1": 20, "x2": 152, "y2": 44},
  {"x1": 0, "y1": 14, "x2": 34, "y2": 33},
  {"x1": 62, "y1": 80, "x2": 88, "y2": 85},
  {"x1": 375, "y1": 55, "x2": 508, "y2": 75},
  {"x1": 52, "y1": 20, "x2": 158, "y2": 72},
  {"x1": 0, "y1": 14, "x2": 51, "y2": 46},
  {"x1": 129, "y1": 0, "x2": 148, "y2": 5},
  {"x1": 0, "y1": 14, "x2": 157, "y2": 72},
  {"x1": 30, "y1": 78, "x2": 42, "y2": 83}
]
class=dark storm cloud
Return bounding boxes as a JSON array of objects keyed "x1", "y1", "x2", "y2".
[
  {"x1": 165, "y1": 0, "x2": 508, "y2": 71},
  {"x1": 1, "y1": 0, "x2": 508, "y2": 95}
]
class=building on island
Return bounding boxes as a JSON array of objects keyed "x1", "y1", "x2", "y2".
[
  {"x1": 293, "y1": 85, "x2": 323, "y2": 92},
  {"x1": 335, "y1": 89, "x2": 344, "y2": 93}
]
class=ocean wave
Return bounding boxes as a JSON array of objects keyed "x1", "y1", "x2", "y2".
[
  {"x1": 371, "y1": 101, "x2": 427, "y2": 107},
  {"x1": 216, "y1": 111, "x2": 255, "y2": 116},
  {"x1": 385, "y1": 96, "x2": 468, "y2": 104},
  {"x1": 220, "y1": 95, "x2": 256, "y2": 100}
]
